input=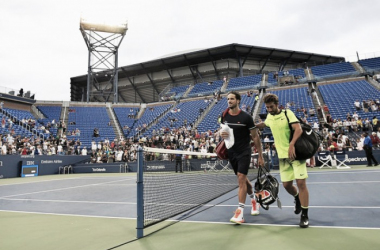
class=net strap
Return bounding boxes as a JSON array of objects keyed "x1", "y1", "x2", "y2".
[
  {"x1": 143, "y1": 146, "x2": 217, "y2": 157},
  {"x1": 143, "y1": 146, "x2": 267, "y2": 157}
]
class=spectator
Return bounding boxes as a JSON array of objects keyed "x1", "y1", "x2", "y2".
[
  {"x1": 345, "y1": 138, "x2": 353, "y2": 151},
  {"x1": 363, "y1": 100, "x2": 369, "y2": 112},
  {"x1": 370, "y1": 132, "x2": 380, "y2": 148},
  {"x1": 372, "y1": 116, "x2": 378, "y2": 131},
  {"x1": 329, "y1": 141, "x2": 338, "y2": 152},
  {"x1": 363, "y1": 132, "x2": 379, "y2": 167},
  {"x1": 323, "y1": 104, "x2": 329, "y2": 113},
  {"x1": 317, "y1": 106, "x2": 323, "y2": 119},
  {"x1": 93, "y1": 128, "x2": 99, "y2": 137},
  {"x1": 309, "y1": 108, "x2": 315, "y2": 117},
  {"x1": 354, "y1": 100, "x2": 362, "y2": 110},
  {"x1": 311, "y1": 89, "x2": 317, "y2": 99},
  {"x1": 337, "y1": 139, "x2": 345, "y2": 151},
  {"x1": 313, "y1": 121, "x2": 319, "y2": 132}
]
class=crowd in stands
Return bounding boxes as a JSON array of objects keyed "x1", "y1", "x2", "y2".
[{"x1": 3, "y1": 107, "x2": 380, "y2": 165}]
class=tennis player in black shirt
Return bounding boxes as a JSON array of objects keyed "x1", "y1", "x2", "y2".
[{"x1": 220, "y1": 91, "x2": 264, "y2": 224}]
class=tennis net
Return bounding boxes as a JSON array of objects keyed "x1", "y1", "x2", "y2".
[{"x1": 136, "y1": 146, "x2": 270, "y2": 238}]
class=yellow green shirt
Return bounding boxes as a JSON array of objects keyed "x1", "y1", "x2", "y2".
[{"x1": 264, "y1": 109, "x2": 299, "y2": 158}]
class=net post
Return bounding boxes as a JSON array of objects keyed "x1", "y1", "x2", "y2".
[{"x1": 136, "y1": 146, "x2": 144, "y2": 239}]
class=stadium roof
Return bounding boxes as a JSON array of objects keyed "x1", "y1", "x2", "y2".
[{"x1": 70, "y1": 43, "x2": 345, "y2": 102}]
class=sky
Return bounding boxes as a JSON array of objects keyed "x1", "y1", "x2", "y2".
[{"x1": 0, "y1": 0, "x2": 379, "y2": 101}]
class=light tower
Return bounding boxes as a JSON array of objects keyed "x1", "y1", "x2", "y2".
[{"x1": 80, "y1": 18, "x2": 128, "y2": 103}]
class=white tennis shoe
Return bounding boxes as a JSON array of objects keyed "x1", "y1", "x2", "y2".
[
  {"x1": 251, "y1": 199, "x2": 260, "y2": 215},
  {"x1": 230, "y1": 208, "x2": 245, "y2": 224}
]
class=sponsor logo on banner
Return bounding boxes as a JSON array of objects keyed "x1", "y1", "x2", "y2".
[
  {"x1": 92, "y1": 168, "x2": 106, "y2": 172},
  {"x1": 345, "y1": 157, "x2": 367, "y2": 163},
  {"x1": 26, "y1": 161, "x2": 35, "y2": 165},
  {"x1": 147, "y1": 165, "x2": 166, "y2": 170},
  {"x1": 200, "y1": 164, "x2": 209, "y2": 169},
  {"x1": 21, "y1": 155, "x2": 35, "y2": 158},
  {"x1": 41, "y1": 160, "x2": 63, "y2": 164}
]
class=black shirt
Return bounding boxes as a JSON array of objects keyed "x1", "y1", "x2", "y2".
[{"x1": 222, "y1": 109, "x2": 255, "y2": 155}]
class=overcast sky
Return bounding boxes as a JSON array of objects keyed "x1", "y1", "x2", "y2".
[{"x1": 1, "y1": 0, "x2": 379, "y2": 101}]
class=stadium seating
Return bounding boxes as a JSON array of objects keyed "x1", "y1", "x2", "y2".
[
  {"x1": 66, "y1": 107, "x2": 115, "y2": 148},
  {"x1": 128, "y1": 104, "x2": 173, "y2": 138},
  {"x1": 166, "y1": 85, "x2": 190, "y2": 99},
  {"x1": 311, "y1": 62, "x2": 357, "y2": 80},
  {"x1": 226, "y1": 74, "x2": 262, "y2": 91},
  {"x1": 0, "y1": 114, "x2": 31, "y2": 138},
  {"x1": 37, "y1": 105, "x2": 62, "y2": 136},
  {"x1": 2, "y1": 108, "x2": 46, "y2": 138},
  {"x1": 358, "y1": 57, "x2": 380, "y2": 73},
  {"x1": 113, "y1": 107, "x2": 139, "y2": 137},
  {"x1": 197, "y1": 97, "x2": 227, "y2": 133},
  {"x1": 3, "y1": 108, "x2": 35, "y2": 121},
  {"x1": 197, "y1": 94, "x2": 256, "y2": 133},
  {"x1": 0, "y1": 112, "x2": 34, "y2": 138},
  {"x1": 267, "y1": 68, "x2": 306, "y2": 85},
  {"x1": 260, "y1": 87, "x2": 318, "y2": 123},
  {"x1": 187, "y1": 80, "x2": 223, "y2": 97},
  {"x1": 318, "y1": 80, "x2": 380, "y2": 120},
  {"x1": 144, "y1": 99, "x2": 211, "y2": 136}
]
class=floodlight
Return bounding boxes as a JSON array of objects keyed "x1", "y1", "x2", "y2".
[
  {"x1": 80, "y1": 18, "x2": 128, "y2": 35},
  {"x1": 79, "y1": 16, "x2": 128, "y2": 103}
]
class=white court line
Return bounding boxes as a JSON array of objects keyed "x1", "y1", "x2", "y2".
[
  {"x1": 92, "y1": 183, "x2": 135, "y2": 186},
  {"x1": 0, "y1": 209, "x2": 135, "y2": 220},
  {"x1": 4, "y1": 197, "x2": 378, "y2": 210},
  {"x1": 306, "y1": 180, "x2": 380, "y2": 184},
  {"x1": 308, "y1": 170, "x2": 380, "y2": 175},
  {"x1": 1, "y1": 209, "x2": 378, "y2": 231},
  {"x1": 0, "y1": 198, "x2": 136, "y2": 205},
  {"x1": 0, "y1": 179, "x2": 128, "y2": 198},
  {"x1": 0, "y1": 176, "x2": 136, "y2": 187},
  {"x1": 200, "y1": 205, "x2": 380, "y2": 209},
  {"x1": 0, "y1": 177, "x2": 90, "y2": 186},
  {"x1": 179, "y1": 219, "x2": 380, "y2": 230}
]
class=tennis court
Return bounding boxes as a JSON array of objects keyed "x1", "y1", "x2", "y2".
[{"x1": 1, "y1": 166, "x2": 380, "y2": 250}]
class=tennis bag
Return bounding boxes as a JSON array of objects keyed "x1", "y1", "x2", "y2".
[
  {"x1": 254, "y1": 167, "x2": 281, "y2": 210},
  {"x1": 215, "y1": 108, "x2": 230, "y2": 160},
  {"x1": 215, "y1": 140, "x2": 228, "y2": 160},
  {"x1": 284, "y1": 109, "x2": 323, "y2": 160}
]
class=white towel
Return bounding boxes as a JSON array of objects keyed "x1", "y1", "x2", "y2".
[{"x1": 220, "y1": 124, "x2": 234, "y2": 149}]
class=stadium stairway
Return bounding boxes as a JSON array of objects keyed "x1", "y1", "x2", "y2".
[
  {"x1": 351, "y1": 62, "x2": 365, "y2": 74},
  {"x1": 310, "y1": 83, "x2": 328, "y2": 123},
  {"x1": 61, "y1": 104, "x2": 69, "y2": 137},
  {"x1": 106, "y1": 104, "x2": 124, "y2": 140},
  {"x1": 30, "y1": 106, "x2": 45, "y2": 120},
  {"x1": 136, "y1": 105, "x2": 146, "y2": 119},
  {"x1": 192, "y1": 98, "x2": 217, "y2": 128},
  {"x1": 305, "y1": 67, "x2": 314, "y2": 81},
  {"x1": 252, "y1": 91, "x2": 264, "y2": 121},
  {"x1": 220, "y1": 79, "x2": 228, "y2": 92},
  {"x1": 365, "y1": 75, "x2": 380, "y2": 90},
  {"x1": 182, "y1": 84, "x2": 194, "y2": 98},
  {"x1": 262, "y1": 74, "x2": 268, "y2": 84}
]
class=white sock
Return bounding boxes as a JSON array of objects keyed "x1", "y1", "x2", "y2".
[{"x1": 238, "y1": 203, "x2": 245, "y2": 210}]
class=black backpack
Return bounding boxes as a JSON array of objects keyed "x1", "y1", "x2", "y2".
[
  {"x1": 254, "y1": 167, "x2": 281, "y2": 210},
  {"x1": 284, "y1": 109, "x2": 323, "y2": 160}
]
